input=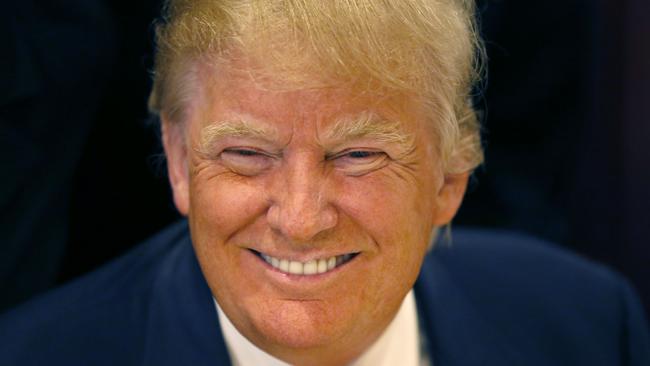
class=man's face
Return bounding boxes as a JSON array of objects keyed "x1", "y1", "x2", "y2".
[{"x1": 164, "y1": 65, "x2": 468, "y2": 362}]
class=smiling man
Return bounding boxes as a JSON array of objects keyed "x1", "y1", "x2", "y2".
[
  {"x1": 151, "y1": 0, "x2": 483, "y2": 363},
  {"x1": 163, "y1": 70, "x2": 466, "y2": 364},
  {"x1": 153, "y1": 0, "x2": 481, "y2": 363},
  {"x1": 1, "y1": 0, "x2": 649, "y2": 365}
]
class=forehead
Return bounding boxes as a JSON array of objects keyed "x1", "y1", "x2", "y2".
[{"x1": 191, "y1": 61, "x2": 426, "y2": 132}]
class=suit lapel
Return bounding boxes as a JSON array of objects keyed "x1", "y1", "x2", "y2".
[
  {"x1": 142, "y1": 230, "x2": 232, "y2": 366},
  {"x1": 414, "y1": 254, "x2": 524, "y2": 366}
]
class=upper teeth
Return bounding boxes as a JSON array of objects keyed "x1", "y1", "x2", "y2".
[{"x1": 260, "y1": 253, "x2": 354, "y2": 276}]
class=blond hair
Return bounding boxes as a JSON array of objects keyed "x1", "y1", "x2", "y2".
[{"x1": 149, "y1": 0, "x2": 485, "y2": 173}]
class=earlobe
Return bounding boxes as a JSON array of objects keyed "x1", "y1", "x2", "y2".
[
  {"x1": 431, "y1": 172, "x2": 469, "y2": 226},
  {"x1": 161, "y1": 117, "x2": 190, "y2": 216}
]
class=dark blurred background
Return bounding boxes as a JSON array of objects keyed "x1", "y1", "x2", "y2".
[{"x1": 1, "y1": 0, "x2": 648, "y2": 324}]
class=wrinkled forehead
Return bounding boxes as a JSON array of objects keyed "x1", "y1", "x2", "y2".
[
  {"x1": 189, "y1": 65, "x2": 426, "y2": 163},
  {"x1": 186, "y1": 57, "x2": 429, "y2": 132}
]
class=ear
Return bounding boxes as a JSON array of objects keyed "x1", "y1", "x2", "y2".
[
  {"x1": 161, "y1": 116, "x2": 190, "y2": 216},
  {"x1": 431, "y1": 172, "x2": 469, "y2": 226}
]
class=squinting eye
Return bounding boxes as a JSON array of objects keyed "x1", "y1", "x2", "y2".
[
  {"x1": 335, "y1": 150, "x2": 385, "y2": 161},
  {"x1": 346, "y1": 150, "x2": 381, "y2": 159},
  {"x1": 226, "y1": 149, "x2": 260, "y2": 157},
  {"x1": 220, "y1": 148, "x2": 272, "y2": 176},
  {"x1": 331, "y1": 149, "x2": 389, "y2": 176}
]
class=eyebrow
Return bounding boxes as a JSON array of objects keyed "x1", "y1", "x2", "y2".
[
  {"x1": 324, "y1": 112, "x2": 413, "y2": 147},
  {"x1": 197, "y1": 112, "x2": 414, "y2": 154},
  {"x1": 198, "y1": 119, "x2": 279, "y2": 153}
]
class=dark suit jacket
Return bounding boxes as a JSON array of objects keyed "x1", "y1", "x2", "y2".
[{"x1": 1, "y1": 221, "x2": 648, "y2": 365}]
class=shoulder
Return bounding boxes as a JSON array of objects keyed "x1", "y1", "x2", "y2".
[
  {"x1": 431, "y1": 228, "x2": 623, "y2": 300},
  {"x1": 0, "y1": 221, "x2": 190, "y2": 366},
  {"x1": 421, "y1": 228, "x2": 650, "y2": 365}
]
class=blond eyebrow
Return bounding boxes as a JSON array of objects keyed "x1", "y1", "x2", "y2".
[
  {"x1": 324, "y1": 112, "x2": 413, "y2": 147},
  {"x1": 198, "y1": 119, "x2": 279, "y2": 153}
]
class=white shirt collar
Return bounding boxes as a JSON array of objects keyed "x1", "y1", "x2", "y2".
[{"x1": 215, "y1": 290, "x2": 421, "y2": 366}]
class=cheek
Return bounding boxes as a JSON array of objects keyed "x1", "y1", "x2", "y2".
[
  {"x1": 338, "y1": 171, "x2": 436, "y2": 240},
  {"x1": 187, "y1": 171, "x2": 272, "y2": 318},
  {"x1": 189, "y1": 170, "x2": 268, "y2": 236},
  {"x1": 337, "y1": 172, "x2": 434, "y2": 274}
]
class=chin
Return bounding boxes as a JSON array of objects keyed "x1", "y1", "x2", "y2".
[{"x1": 244, "y1": 298, "x2": 352, "y2": 351}]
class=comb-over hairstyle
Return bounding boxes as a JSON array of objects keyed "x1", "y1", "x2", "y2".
[{"x1": 149, "y1": 0, "x2": 485, "y2": 173}]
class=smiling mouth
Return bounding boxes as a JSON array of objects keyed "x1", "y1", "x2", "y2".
[{"x1": 251, "y1": 250, "x2": 359, "y2": 276}]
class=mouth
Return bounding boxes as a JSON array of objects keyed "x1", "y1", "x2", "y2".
[{"x1": 250, "y1": 250, "x2": 359, "y2": 276}]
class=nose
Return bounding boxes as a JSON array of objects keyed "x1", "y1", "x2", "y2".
[{"x1": 266, "y1": 157, "x2": 338, "y2": 243}]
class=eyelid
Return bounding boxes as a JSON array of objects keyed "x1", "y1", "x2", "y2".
[
  {"x1": 328, "y1": 148, "x2": 386, "y2": 160},
  {"x1": 218, "y1": 147, "x2": 276, "y2": 176},
  {"x1": 330, "y1": 149, "x2": 390, "y2": 177},
  {"x1": 221, "y1": 147, "x2": 281, "y2": 158},
  {"x1": 223, "y1": 147, "x2": 263, "y2": 156}
]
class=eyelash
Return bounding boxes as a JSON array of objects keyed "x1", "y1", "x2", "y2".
[
  {"x1": 223, "y1": 149, "x2": 383, "y2": 159},
  {"x1": 344, "y1": 150, "x2": 381, "y2": 159},
  {"x1": 222, "y1": 148, "x2": 266, "y2": 157},
  {"x1": 330, "y1": 149, "x2": 385, "y2": 161},
  {"x1": 219, "y1": 148, "x2": 387, "y2": 177}
]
